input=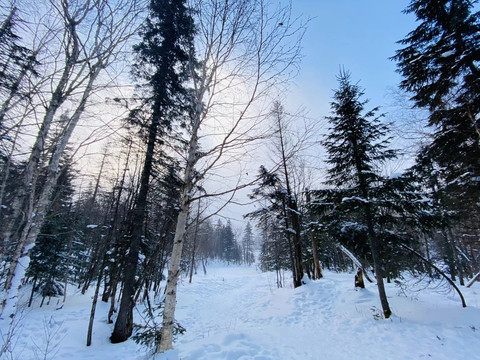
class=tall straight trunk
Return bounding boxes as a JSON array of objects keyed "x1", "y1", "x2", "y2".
[
  {"x1": 189, "y1": 201, "x2": 201, "y2": 283},
  {"x1": 281, "y1": 199, "x2": 298, "y2": 287},
  {"x1": 110, "y1": 113, "x2": 159, "y2": 343},
  {"x1": 157, "y1": 118, "x2": 198, "y2": 353},
  {"x1": 310, "y1": 232, "x2": 322, "y2": 280},
  {"x1": 305, "y1": 191, "x2": 322, "y2": 280},
  {"x1": 275, "y1": 109, "x2": 303, "y2": 287}
]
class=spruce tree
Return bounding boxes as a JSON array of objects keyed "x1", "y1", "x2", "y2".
[
  {"x1": 322, "y1": 70, "x2": 395, "y2": 318},
  {"x1": 242, "y1": 222, "x2": 255, "y2": 265},
  {"x1": 393, "y1": 0, "x2": 480, "y2": 220},
  {"x1": 111, "y1": 0, "x2": 195, "y2": 343}
]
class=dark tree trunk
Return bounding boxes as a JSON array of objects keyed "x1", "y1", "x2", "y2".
[
  {"x1": 110, "y1": 116, "x2": 159, "y2": 343},
  {"x1": 363, "y1": 199, "x2": 391, "y2": 318}
]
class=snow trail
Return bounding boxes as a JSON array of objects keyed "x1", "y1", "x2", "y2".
[
  {"x1": 171, "y1": 265, "x2": 480, "y2": 360},
  {"x1": 1, "y1": 263, "x2": 480, "y2": 359}
]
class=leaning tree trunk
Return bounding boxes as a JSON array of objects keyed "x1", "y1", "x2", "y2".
[
  {"x1": 1, "y1": 65, "x2": 102, "y2": 325},
  {"x1": 364, "y1": 202, "x2": 391, "y2": 319}
]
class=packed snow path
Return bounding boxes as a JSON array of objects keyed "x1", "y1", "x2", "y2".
[
  {"x1": 3, "y1": 264, "x2": 480, "y2": 359},
  {"x1": 171, "y1": 265, "x2": 480, "y2": 360}
]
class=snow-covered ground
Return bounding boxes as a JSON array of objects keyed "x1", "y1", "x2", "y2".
[{"x1": 2, "y1": 264, "x2": 480, "y2": 359}]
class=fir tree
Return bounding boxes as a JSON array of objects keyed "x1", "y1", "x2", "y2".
[
  {"x1": 393, "y1": 0, "x2": 480, "y2": 220},
  {"x1": 322, "y1": 70, "x2": 396, "y2": 318}
]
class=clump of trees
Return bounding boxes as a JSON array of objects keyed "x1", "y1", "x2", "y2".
[{"x1": 250, "y1": 0, "x2": 479, "y2": 319}]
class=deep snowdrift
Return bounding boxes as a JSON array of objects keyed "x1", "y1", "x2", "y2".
[{"x1": 2, "y1": 264, "x2": 480, "y2": 359}]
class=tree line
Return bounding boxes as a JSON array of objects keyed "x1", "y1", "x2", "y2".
[{"x1": 250, "y1": 0, "x2": 480, "y2": 320}]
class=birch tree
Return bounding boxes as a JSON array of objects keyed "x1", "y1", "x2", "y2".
[
  {"x1": 1, "y1": 0, "x2": 146, "y2": 324},
  {"x1": 158, "y1": 0, "x2": 306, "y2": 352}
]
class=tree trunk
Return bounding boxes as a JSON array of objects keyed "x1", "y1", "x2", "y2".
[
  {"x1": 1, "y1": 65, "x2": 101, "y2": 324},
  {"x1": 87, "y1": 266, "x2": 104, "y2": 346},
  {"x1": 157, "y1": 114, "x2": 198, "y2": 353},
  {"x1": 364, "y1": 203, "x2": 391, "y2": 318},
  {"x1": 110, "y1": 111, "x2": 159, "y2": 343},
  {"x1": 305, "y1": 191, "x2": 322, "y2": 279},
  {"x1": 158, "y1": 206, "x2": 189, "y2": 352},
  {"x1": 189, "y1": 201, "x2": 201, "y2": 284}
]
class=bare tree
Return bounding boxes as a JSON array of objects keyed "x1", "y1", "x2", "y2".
[
  {"x1": 1, "y1": 0, "x2": 146, "y2": 325},
  {"x1": 158, "y1": 0, "x2": 306, "y2": 352}
]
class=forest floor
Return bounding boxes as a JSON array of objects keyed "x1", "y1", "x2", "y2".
[{"x1": 2, "y1": 263, "x2": 480, "y2": 359}]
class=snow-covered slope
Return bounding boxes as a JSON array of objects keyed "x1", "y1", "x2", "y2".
[{"x1": 2, "y1": 264, "x2": 480, "y2": 359}]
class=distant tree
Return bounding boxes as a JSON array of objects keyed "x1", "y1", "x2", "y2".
[
  {"x1": 258, "y1": 216, "x2": 290, "y2": 288},
  {"x1": 241, "y1": 222, "x2": 255, "y2": 265},
  {"x1": 221, "y1": 221, "x2": 240, "y2": 264}
]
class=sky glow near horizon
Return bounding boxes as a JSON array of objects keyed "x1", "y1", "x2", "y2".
[{"x1": 220, "y1": 1, "x2": 420, "y2": 226}]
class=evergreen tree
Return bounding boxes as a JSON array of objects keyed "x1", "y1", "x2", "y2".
[
  {"x1": 221, "y1": 221, "x2": 240, "y2": 264},
  {"x1": 26, "y1": 160, "x2": 76, "y2": 306},
  {"x1": 393, "y1": 0, "x2": 480, "y2": 224},
  {"x1": 258, "y1": 216, "x2": 290, "y2": 287},
  {"x1": 247, "y1": 166, "x2": 301, "y2": 286},
  {"x1": 321, "y1": 70, "x2": 397, "y2": 318},
  {"x1": 111, "y1": 0, "x2": 195, "y2": 343},
  {"x1": 242, "y1": 222, "x2": 255, "y2": 265}
]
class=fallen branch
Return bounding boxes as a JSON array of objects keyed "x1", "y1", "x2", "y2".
[
  {"x1": 466, "y1": 271, "x2": 480, "y2": 288},
  {"x1": 336, "y1": 244, "x2": 374, "y2": 283},
  {"x1": 399, "y1": 243, "x2": 466, "y2": 308}
]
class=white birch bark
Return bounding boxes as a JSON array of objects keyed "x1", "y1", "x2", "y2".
[
  {"x1": 1, "y1": 0, "x2": 146, "y2": 325},
  {"x1": 158, "y1": 111, "x2": 199, "y2": 353},
  {"x1": 156, "y1": 0, "x2": 306, "y2": 352}
]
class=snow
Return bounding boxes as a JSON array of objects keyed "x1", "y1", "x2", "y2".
[
  {"x1": 341, "y1": 196, "x2": 369, "y2": 203},
  {"x1": 2, "y1": 263, "x2": 480, "y2": 359},
  {"x1": 439, "y1": 50, "x2": 455, "y2": 57}
]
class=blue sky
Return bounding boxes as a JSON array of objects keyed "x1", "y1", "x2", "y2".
[{"x1": 285, "y1": 0, "x2": 417, "y2": 117}]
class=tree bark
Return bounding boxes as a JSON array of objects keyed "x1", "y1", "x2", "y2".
[
  {"x1": 364, "y1": 202, "x2": 391, "y2": 318},
  {"x1": 110, "y1": 114, "x2": 159, "y2": 343},
  {"x1": 157, "y1": 206, "x2": 189, "y2": 352},
  {"x1": 157, "y1": 112, "x2": 198, "y2": 353}
]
